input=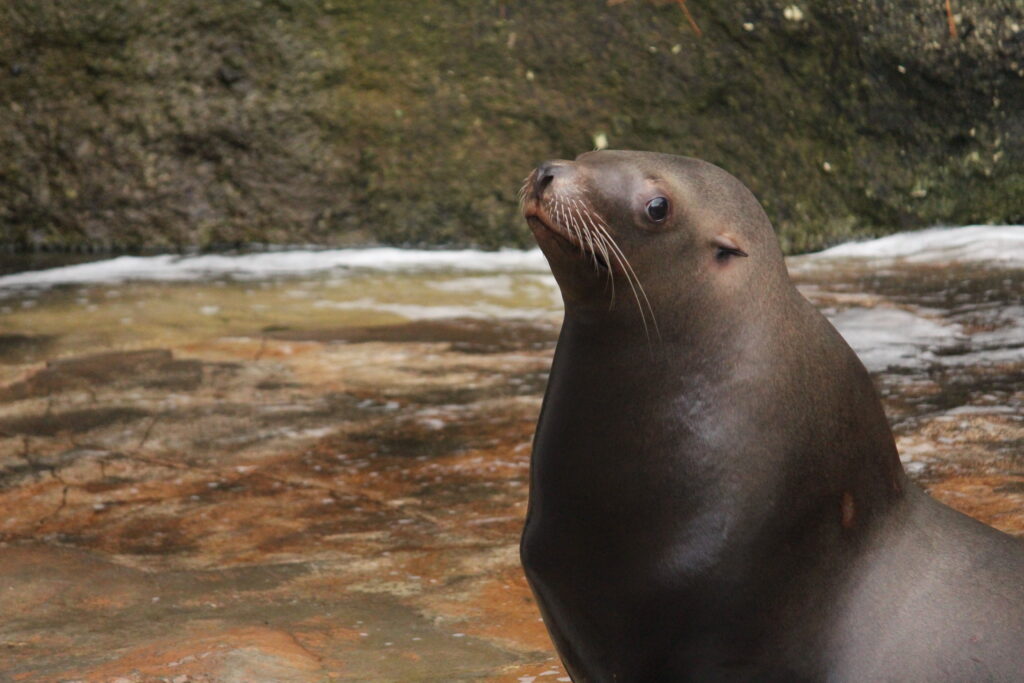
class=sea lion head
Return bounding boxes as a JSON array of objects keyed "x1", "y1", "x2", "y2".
[{"x1": 522, "y1": 150, "x2": 789, "y2": 336}]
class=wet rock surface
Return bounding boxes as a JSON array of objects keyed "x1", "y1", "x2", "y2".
[
  {"x1": 0, "y1": 256, "x2": 1021, "y2": 681},
  {"x1": 0, "y1": 332, "x2": 563, "y2": 681}
]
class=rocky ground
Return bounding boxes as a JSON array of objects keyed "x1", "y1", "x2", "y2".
[{"x1": 0, "y1": 321, "x2": 569, "y2": 681}]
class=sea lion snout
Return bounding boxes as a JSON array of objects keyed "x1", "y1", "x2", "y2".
[{"x1": 530, "y1": 159, "x2": 573, "y2": 201}]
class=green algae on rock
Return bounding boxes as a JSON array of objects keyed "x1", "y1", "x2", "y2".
[{"x1": 1, "y1": 0, "x2": 1023, "y2": 253}]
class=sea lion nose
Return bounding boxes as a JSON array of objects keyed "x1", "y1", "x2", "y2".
[{"x1": 533, "y1": 160, "x2": 570, "y2": 199}]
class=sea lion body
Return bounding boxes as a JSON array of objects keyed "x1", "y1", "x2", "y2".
[{"x1": 519, "y1": 151, "x2": 1024, "y2": 681}]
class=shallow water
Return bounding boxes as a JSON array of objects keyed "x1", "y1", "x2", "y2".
[{"x1": 0, "y1": 227, "x2": 1021, "y2": 680}]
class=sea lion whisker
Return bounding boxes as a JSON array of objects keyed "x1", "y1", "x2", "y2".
[
  {"x1": 552, "y1": 200, "x2": 567, "y2": 238},
  {"x1": 559, "y1": 198, "x2": 590, "y2": 264},
  {"x1": 579, "y1": 210, "x2": 655, "y2": 330},
  {"x1": 569, "y1": 202, "x2": 622, "y2": 307},
  {"x1": 559, "y1": 200, "x2": 573, "y2": 241},
  {"x1": 567, "y1": 202, "x2": 597, "y2": 270},
  {"x1": 555, "y1": 200, "x2": 580, "y2": 252},
  {"x1": 518, "y1": 174, "x2": 533, "y2": 209},
  {"x1": 590, "y1": 223, "x2": 650, "y2": 337},
  {"x1": 569, "y1": 198, "x2": 598, "y2": 260},
  {"x1": 574, "y1": 215, "x2": 598, "y2": 272},
  {"x1": 593, "y1": 231, "x2": 617, "y2": 303},
  {"x1": 569, "y1": 199, "x2": 602, "y2": 271},
  {"x1": 591, "y1": 221, "x2": 659, "y2": 340},
  {"x1": 570, "y1": 208, "x2": 594, "y2": 269}
]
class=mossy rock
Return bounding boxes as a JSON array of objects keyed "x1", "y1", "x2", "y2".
[{"x1": 1, "y1": 0, "x2": 1022, "y2": 254}]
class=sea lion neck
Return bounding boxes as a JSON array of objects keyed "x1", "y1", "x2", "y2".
[{"x1": 558, "y1": 252, "x2": 800, "y2": 357}]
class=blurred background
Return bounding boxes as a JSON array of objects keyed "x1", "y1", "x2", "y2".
[
  {"x1": 0, "y1": 2, "x2": 1022, "y2": 681},
  {"x1": 2, "y1": 0, "x2": 1023, "y2": 256}
]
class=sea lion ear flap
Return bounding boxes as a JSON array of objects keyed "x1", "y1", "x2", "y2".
[{"x1": 712, "y1": 234, "x2": 748, "y2": 259}]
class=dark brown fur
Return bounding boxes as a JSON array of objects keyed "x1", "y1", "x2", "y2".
[{"x1": 521, "y1": 151, "x2": 1024, "y2": 682}]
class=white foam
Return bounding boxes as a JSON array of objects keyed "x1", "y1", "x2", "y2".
[
  {"x1": 807, "y1": 225, "x2": 1024, "y2": 265},
  {"x1": 944, "y1": 405, "x2": 1021, "y2": 416},
  {"x1": 427, "y1": 274, "x2": 518, "y2": 296},
  {"x1": 1, "y1": 226, "x2": 1019, "y2": 289},
  {"x1": 826, "y1": 307, "x2": 964, "y2": 371},
  {"x1": 311, "y1": 297, "x2": 559, "y2": 320},
  {"x1": 0, "y1": 248, "x2": 549, "y2": 288}
]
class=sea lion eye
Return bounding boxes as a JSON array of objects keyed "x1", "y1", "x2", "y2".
[
  {"x1": 716, "y1": 246, "x2": 747, "y2": 261},
  {"x1": 712, "y1": 234, "x2": 748, "y2": 261},
  {"x1": 645, "y1": 197, "x2": 669, "y2": 222}
]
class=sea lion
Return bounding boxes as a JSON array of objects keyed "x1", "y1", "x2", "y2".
[{"x1": 519, "y1": 150, "x2": 1024, "y2": 681}]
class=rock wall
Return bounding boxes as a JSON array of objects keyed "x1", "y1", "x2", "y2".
[{"x1": 2, "y1": 0, "x2": 1022, "y2": 253}]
